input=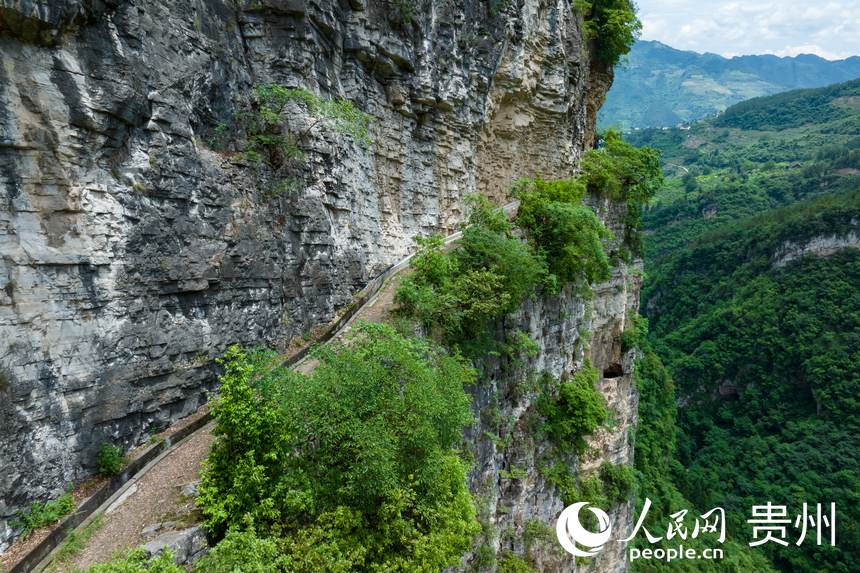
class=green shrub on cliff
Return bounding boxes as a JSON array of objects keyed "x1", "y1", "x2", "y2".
[
  {"x1": 575, "y1": 0, "x2": 642, "y2": 66},
  {"x1": 513, "y1": 132, "x2": 660, "y2": 268},
  {"x1": 538, "y1": 362, "x2": 608, "y2": 453},
  {"x1": 582, "y1": 131, "x2": 662, "y2": 203},
  {"x1": 396, "y1": 143, "x2": 661, "y2": 346},
  {"x1": 14, "y1": 492, "x2": 75, "y2": 539},
  {"x1": 498, "y1": 552, "x2": 538, "y2": 573},
  {"x1": 197, "y1": 323, "x2": 479, "y2": 571},
  {"x1": 232, "y1": 84, "x2": 370, "y2": 169},
  {"x1": 97, "y1": 442, "x2": 124, "y2": 476},
  {"x1": 583, "y1": 130, "x2": 663, "y2": 254},
  {"x1": 395, "y1": 195, "x2": 547, "y2": 349},
  {"x1": 513, "y1": 177, "x2": 612, "y2": 287}
]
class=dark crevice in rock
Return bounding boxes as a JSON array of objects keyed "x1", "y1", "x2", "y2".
[{"x1": 603, "y1": 362, "x2": 623, "y2": 378}]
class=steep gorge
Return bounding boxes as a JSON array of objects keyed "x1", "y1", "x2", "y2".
[
  {"x1": 0, "y1": 0, "x2": 637, "y2": 569},
  {"x1": 630, "y1": 80, "x2": 860, "y2": 573}
]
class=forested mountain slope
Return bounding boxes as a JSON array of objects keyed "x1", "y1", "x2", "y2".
[
  {"x1": 600, "y1": 41, "x2": 860, "y2": 129},
  {"x1": 628, "y1": 80, "x2": 860, "y2": 572}
]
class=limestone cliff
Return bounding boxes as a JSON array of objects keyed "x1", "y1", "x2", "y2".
[
  {"x1": 0, "y1": 0, "x2": 634, "y2": 567},
  {"x1": 460, "y1": 197, "x2": 639, "y2": 572}
]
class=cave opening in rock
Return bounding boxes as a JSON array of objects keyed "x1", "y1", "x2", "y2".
[{"x1": 603, "y1": 363, "x2": 623, "y2": 378}]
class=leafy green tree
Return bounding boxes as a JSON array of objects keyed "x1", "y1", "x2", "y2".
[
  {"x1": 585, "y1": 130, "x2": 664, "y2": 254},
  {"x1": 395, "y1": 196, "x2": 547, "y2": 349},
  {"x1": 576, "y1": 0, "x2": 642, "y2": 66},
  {"x1": 198, "y1": 323, "x2": 479, "y2": 571},
  {"x1": 513, "y1": 177, "x2": 612, "y2": 287}
]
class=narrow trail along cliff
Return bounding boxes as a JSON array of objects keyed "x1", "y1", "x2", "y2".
[
  {"x1": 0, "y1": 1, "x2": 641, "y2": 572},
  {"x1": 35, "y1": 203, "x2": 519, "y2": 572}
]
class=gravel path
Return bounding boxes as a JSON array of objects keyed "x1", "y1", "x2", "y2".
[
  {"x1": 294, "y1": 272, "x2": 404, "y2": 374},
  {"x1": 54, "y1": 424, "x2": 215, "y2": 572}
]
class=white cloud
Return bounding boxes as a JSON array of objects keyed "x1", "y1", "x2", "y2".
[
  {"x1": 636, "y1": 0, "x2": 860, "y2": 60},
  {"x1": 772, "y1": 45, "x2": 853, "y2": 60}
]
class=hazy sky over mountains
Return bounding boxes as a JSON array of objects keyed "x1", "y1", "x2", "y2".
[{"x1": 637, "y1": 0, "x2": 860, "y2": 60}]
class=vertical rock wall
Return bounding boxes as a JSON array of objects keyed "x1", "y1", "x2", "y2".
[
  {"x1": 0, "y1": 0, "x2": 633, "y2": 566},
  {"x1": 461, "y1": 198, "x2": 640, "y2": 572}
]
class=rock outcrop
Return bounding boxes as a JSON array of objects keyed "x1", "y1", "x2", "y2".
[
  {"x1": 773, "y1": 226, "x2": 860, "y2": 267},
  {"x1": 0, "y1": 0, "x2": 635, "y2": 568},
  {"x1": 142, "y1": 526, "x2": 208, "y2": 566},
  {"x1": 461, "y1": 199, "x2": 640, "y2": 572}
]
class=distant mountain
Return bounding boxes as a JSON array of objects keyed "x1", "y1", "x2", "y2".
[{"x1": 599, "y1": 40, "x2": 860, "y2": 130}]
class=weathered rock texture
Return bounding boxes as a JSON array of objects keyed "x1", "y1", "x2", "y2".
[
  {"x1": 773, "y1": 225, "x2": 860, "y2": 267},
  {"x1": 0, "y1": 0, "x2": 634, "y2": 567},
  {"x1": 142, "y1": 526, "x2": 208, "y2": 566},
  {"x1": 460, "y1": 199, "x2": 640, "y2": 572}
]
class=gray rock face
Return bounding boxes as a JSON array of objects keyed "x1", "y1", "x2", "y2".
[
  {"x1": 460, "y1": 226, "x2": 641, "y2": 572},
  {"x1": 0, "y1": 0, "x2": 631, "y2": 566},
  {"x1": 142, "y1": 525, "x2": 208, "y2": 565},
  {"x1": 772, "y1": 226, "x2": 860, "y2": 267}
]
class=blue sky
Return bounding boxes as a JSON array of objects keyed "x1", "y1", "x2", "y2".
[{"x1": 637, "y1": 0, "x2": 860, "y2": 60}]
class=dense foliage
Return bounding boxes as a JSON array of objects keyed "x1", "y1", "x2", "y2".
[
  {"x1": 538, "y1": 362, "x2": 608, "y2": 454},
  {"x1": 498, "y1": 552, "x2": 538, "y2": 573},
  {"x1": 628, "y1": 83, "x2": 860, "y2": 260},
  {"x1": 647, "y1": 217, "x2": 860, "y2": 573},
  {"x1": 197, "y1": 324, "x2": 479, "y2": 571},
  {"x1": 512, "y1": 177, "x2": 611, "y2": 287},
  {"x1": 715, "y1": 78, "x2": 860, "y2": 131},
  {"x1": 580, "y1": 130, "x2": 663, "y2": 254},
  {"x1": 395, "y1": 196, "x2": 548, "y2": 351},
  {"x1": 632, "y1": 81, "x2": 860, "y2": 572},
  {"x1": 575, "y1": 0, "x2": 642, "y2": 66},
  {"x1": 194, "y1": 529, "x2": 286, "y2": 573},
  {"x1": 631, "y1": 343, "x2": 777, "y2": 573}
]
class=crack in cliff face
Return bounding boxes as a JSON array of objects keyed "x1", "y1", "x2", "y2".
[{"x1": 0, "y1": 1, "x2": 632, "y2": 567}]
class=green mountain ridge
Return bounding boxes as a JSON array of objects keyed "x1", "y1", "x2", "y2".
[
  {"x1": 628, "y1": 80, "x2": 860, "y2": 572},
  {"x1": 600, "y1": 40, "x2": 860, "y2": 130}
]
